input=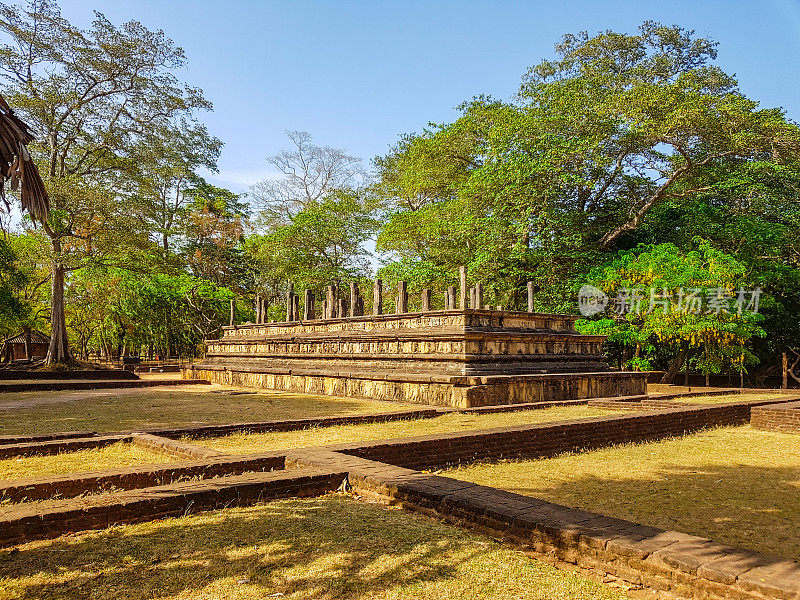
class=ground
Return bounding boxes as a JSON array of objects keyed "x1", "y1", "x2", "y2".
[
  {"x1": 0, "y1": 443, "x2": 168, "y2": 481},
  {"x1": 1, "y1": 383, "x2": 794, "y2": 599},
  {"x1": 0, "y1": 495, "x2": 627, "y2": 600},
  {"x1": 447, "y1": 424, "x2": 800, "y2": 560},
  {"x1": 0, "y1": 384, "x2": 418, "y2": 436}
]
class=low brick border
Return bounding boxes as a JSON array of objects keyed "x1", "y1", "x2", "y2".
[
  {"x1": 0, "y1": 369, "x2": 138, "y2": 381},
  {"x1": 589, "y1": 393, "x2": 799, "y2": 412},
  {"x1": 455, "y1": 396, "x2": 638, "y2": 414},
  {"x1": 285, "y1": 448, "x2": 800, "y2": 600},
  {"x1": 0, "y1": 431, "x2": 96, "y2": 445},
  {"x1": 130, "y1": 433, "x2": 225, "y2": 460},
  {"x1": 0, "y1": 434, "x2": 131, "y2": 460},
  {"x1": 0, "y1": 467, "x2": 346, "y2": 547},
  {"x1": 328, "y1": 401, "x2": 769, "y2": 470},
  {"x1": 751, "y1": 400, "x2": 800, "y2": 433},
  {"x1": 140, "y1": 408, "x2": 442, "y2": 439},
  {"x1": 5, "y1": 395, "x2": 800, "y2": 598},
  {"x1": 0, "y1": 452, "x2": 285, "y2": 502}
]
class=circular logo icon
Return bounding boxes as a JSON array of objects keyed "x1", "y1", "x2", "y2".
[{"x1": 578, "y1": 285, "x2": 609, "y2": 316}]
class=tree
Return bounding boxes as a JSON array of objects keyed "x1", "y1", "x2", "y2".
[
  {"x1": 0, "y1": 235, "x2": 28, "y2": 337},
  {"x1": 251, "y1": 130, "x2": 367, "y2": 223},
  {"x1": 517, "y1": 21, "x2": 799, "y2": 249},
  {"x1": 373, "y1": 21, "x2": 800, "y2": 318},
  {"x1": 133, "y1": 121, "x2": 222, "y2": 253},
  {"x1": 182, "y1": 178, "x2": 249, "y2": 288},
  {"x1": 0, "y1": 0, "x2": 212, "y2": 362},
  {"x1": 0, "y1": 93, "x2": 48, "y2": 222},
  {"x1": 576, "y1": 240, "x2": 765, "y2": 382},
  {"x1": 246, "y1": 189, "x2": 380, "y2": 317}
]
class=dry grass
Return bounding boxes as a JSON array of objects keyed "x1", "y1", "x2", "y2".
[
  {"x1": 195, "y1": 406, "x2": 615, "y2": 454},
  {"x1": 448, "y1": 425, "x2": 800, "y2": 560},
  {"x1": 0, "y1": 442, "x2": 169, "y2": 482},
  {"x1": 0, "y1": 385, "x2": 416, "y2": 436},
  {"x1": 0, "y1": 494, "x2": 626, "y2": 600}
]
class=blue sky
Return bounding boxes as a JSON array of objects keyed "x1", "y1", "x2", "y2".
[{"x1": 56, "y1": 0, "x2": 800, "y2": 194}]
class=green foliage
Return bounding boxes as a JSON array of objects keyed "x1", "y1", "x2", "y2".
[
  {"x1": 246, "y1": 189, "x2": 380, "y2": 318},
  {"x1": 576, "y1": 240, "x2": 765, "y2": 374},
  {"x1": 66, "y1": 268, "x2": 234, "y2": 360},
  {"x1": 0, "y1": 236, "x2": 28, "y2": 336}
]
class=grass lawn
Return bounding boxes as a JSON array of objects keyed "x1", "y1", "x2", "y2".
[
  {"x1": 0, "y1": 442, "x2": 170, "y2": 482},
  {"x1": 194, "y1": 406, "x2": 615, "y2": 454},
  {"x1": 447, "y1": 425, "x2": 800, "y2": 560},
  {"x1": 0, "y1": 494, "x2": 626, "y2": 600},
  {"x1": 0, "y1": 385, "x2": 417, "y2": 436}
]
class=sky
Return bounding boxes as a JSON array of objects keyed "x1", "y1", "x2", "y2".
[{"x1": 52, "y1": 0, "x2": 800, "y2": 195}]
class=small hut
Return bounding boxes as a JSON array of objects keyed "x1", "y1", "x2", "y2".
[{"x1": 1, "y1": 329, "x2": 50, "y2": 362}]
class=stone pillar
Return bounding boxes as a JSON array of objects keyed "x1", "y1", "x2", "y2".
[
  {"x1": 303, "y1": 290, "x2": 315, "y2": 320},
  {"x1": 229, "y1": 299, "x2": 235, "y2": 327},
  {"x1": 421, "y1": 289, "x2": 431, "y2": 312},
  {"x1": 332, "y1": 283, "x2": 339, "y2": 318},
  {"x1": 337, "y1": 298, "x2": 346, "y2": 318},
  {"x1": 286, "y1": 282, "x2": 294, "y2": 322},
  {"x1": 322, "y1": 299, "x2": 329, "y2": 320},
  {"x1": 475, "y1": 283, "x2": 483, "y2": 310},
  {"x1": 527, "y1": 281, "x2": 536, "y2": 313},
  {"x1": 459, "y1": 265, "x2": 468, "y2": 309},
  {"x1": 326, "y1": 286, "x2": 335, "y2": 319},
  {"x1": 447, "y1": 285, "x2": 456, "y2": 310},
  {"x1": 356, "y1": 295, "x2": 364, "y2": 317},
  {"x1": 496, "y1": 305, "x2": 503, "y2": 311},
  {"x1": 291, "y1": 293, "x2": 299, "y2": 321},
  {"x1": 396, "y1": 281, "x2": 408, "y2": 314},
  {"x1": 469, "y1": 286, "x2": 476, "y2": 309},
  {"x1": 349, "y1": 282, "x2": 360, "y2": 318},
  {"x1": 373, "y1": 279, "x2": 383, "y2": 315},
  {"x1": 255, "y1": 295, "x2": 261, "y2": 324}
]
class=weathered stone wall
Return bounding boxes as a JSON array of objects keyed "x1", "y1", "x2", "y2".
[{"x1": 186, "y1": 366, "x2": 647, "y2": 408}]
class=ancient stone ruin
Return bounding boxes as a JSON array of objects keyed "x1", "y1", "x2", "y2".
[{"x1": 187, "y1": 273, "x2": 647, "y2": 407}]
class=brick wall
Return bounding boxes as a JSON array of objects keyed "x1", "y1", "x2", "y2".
[{"x1": 338, "y1": 402, "x2": 760, "y2": 470}]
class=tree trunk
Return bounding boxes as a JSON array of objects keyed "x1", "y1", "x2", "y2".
[
  {"x1": 45, "y1": 241, "x2": 71, "y2": 364},
  {"x1": 661, "y1": 346, "x2": 689, "y2": 384},
  {"x1": 23, "y1": 326, "x2": 31, "y2": 360}
]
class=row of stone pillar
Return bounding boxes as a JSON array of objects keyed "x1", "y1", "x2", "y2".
[{"x1": 233, "y1": 268, "x2": 540, "y2": 326}]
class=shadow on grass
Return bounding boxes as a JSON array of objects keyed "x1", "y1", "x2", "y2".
[
  {"x1": 457, "y1": 461, "x2": 800, "y2": 561},
  {"x1": 0, "y1": 496, "x2": 491, "y2": 600}
]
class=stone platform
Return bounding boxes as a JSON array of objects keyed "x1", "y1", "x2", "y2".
[{"x1": 187, "y1": 309, "x2": 646, "y2": 408}]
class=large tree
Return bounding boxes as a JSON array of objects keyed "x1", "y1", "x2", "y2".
[
  {"x1": 0, "y1": 0, "x2": 212, "y2": 361},
  {"x1": 374, "y1": 21, "x2": 800, "y2": 310},
  {"x1": 133, "y1": 121, "x2": 222, "y2": 253}
]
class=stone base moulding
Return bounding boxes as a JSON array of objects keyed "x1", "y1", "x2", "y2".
[{"x1": 186, "y1": 366, "x2": 647, "y2": 408}]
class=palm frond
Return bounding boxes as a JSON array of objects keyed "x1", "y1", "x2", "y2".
[{"x1": 0, "y1": 94, "x2": 49, "y2": 223}]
